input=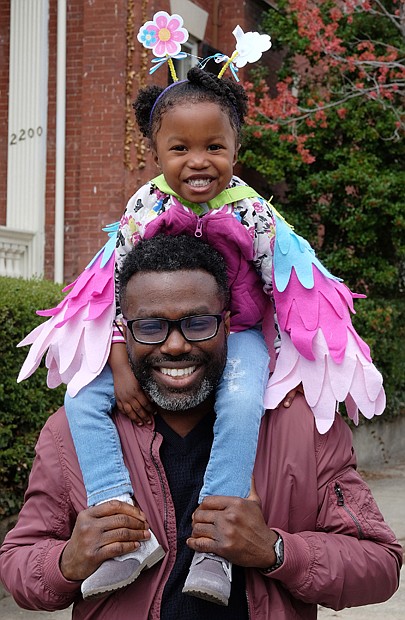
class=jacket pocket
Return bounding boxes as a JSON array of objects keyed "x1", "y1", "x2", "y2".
[
  {"x1": 332, "y1": 481, "x2": 365, "y2": 538},
  {"x1": 318, "y1": 467, "x2": 396, "y2": 544}
]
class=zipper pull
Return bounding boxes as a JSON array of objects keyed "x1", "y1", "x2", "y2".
[
  {"x1": 334, "y1": 482, "x2": 344, "y2": 506},
  {"x1": 195, "y1": 219, "x2": 203, "y2": 238}
]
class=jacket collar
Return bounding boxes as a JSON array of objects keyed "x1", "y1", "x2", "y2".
[{"x1": 151, "y1": 174, "x2": 262, "y2": 212}]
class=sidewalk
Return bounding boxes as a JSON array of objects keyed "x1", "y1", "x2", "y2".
[{"x1": 1, "y1": 462, "x2": 404, "y2": 619}]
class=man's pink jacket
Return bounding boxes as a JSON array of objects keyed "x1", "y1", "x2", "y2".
[{"x1": 0, "y1": 396, "x2": 402, "y2": 619}]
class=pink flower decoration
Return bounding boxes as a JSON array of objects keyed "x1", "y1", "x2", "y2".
[
  {"x1": 155, "y1": 188, "x2": 166, "y2": 201},
  {"x1": 137, "y1": 11, "x2": 189, "y2": 58},
  {"x1": 253, "y1": 201, "x2": 264, "y2": 213},
  {"x1": 131, "y1": 231, "x2": 142, "y2": 244}
]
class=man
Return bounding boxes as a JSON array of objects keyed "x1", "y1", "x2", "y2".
[{"x1": 0, "y1": 235, "x2": 402, "y2": 619}]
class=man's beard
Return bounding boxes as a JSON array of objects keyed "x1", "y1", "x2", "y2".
[
  {"x1": 141, "y1": 375, "x2": 214, "y2": 411},
  {"x1": 128, "y1": 348, "x2": 227, "y2": 412}
]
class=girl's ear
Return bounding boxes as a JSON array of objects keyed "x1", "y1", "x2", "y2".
[
  {"x1": 233, "y1": 143, "x2": 241, "y2": 166},
  {"x1": 152, "y1": 150, "x2": 160, "y2": 168}
]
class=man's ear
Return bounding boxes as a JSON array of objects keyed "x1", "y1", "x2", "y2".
[{"x1": 224, "y1": 310, "x2": 231, "y2": 336}]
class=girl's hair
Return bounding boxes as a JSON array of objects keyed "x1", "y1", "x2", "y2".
[{"x1": 133, "y1": 66, "x2": 248, "y2": 145}]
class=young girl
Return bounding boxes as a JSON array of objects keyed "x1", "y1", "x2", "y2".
[{"x1": 17, "y1": 68, "x2": 385, "y2": 606}]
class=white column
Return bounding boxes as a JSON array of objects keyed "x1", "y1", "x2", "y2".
[
  {"x1": 54, "y1": 0, "x2": 66, "y2": 284},
  {"x1": 6, "y1": 0, "x2": 49, "y2": 276}
]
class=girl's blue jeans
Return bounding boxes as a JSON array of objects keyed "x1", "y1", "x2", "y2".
[
  {"x1": 65, "y1": 365, "x2": 133, "y2": 505},
  {"x1": 199, "y1": 327, "x2": 269, "y2": 502},
  {"x1": 64, "y1": 328, "x2": 270, "y2": 507}
]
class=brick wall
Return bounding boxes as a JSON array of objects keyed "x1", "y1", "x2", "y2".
[
  {"x1": 60, "y1": 1, "x2": 130, "y2": 278},
  {"x1": 1, "y1": 0, "x2": 274, "y2": 282},
  {"x1": 61, "y1": 0, "x2": 169, "y2": 279}
]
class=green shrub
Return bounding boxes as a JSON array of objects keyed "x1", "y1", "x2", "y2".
[
  {"x1": 0, "y1": 277, "x2": 65, "y2": 517},
  {"x1": 351, "y1": 297, "x2": 405, "y2": 422}
]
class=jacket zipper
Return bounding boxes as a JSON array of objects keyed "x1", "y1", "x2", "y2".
[
  {"x1": 246, "y1": 588, "x2": 251, "y2": 619},
  {"x1": 334, "y1": 482, "x2": 365, "y2": 539},
  {"x1": 195, "y1": 218, "x2": 203, "y2": 237}
]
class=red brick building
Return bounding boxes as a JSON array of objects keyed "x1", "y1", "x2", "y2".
[{"x1": 0, "y1": 0, "x2": 274, "y2": 283}]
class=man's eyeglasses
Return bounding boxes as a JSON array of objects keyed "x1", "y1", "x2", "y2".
[{"x1": 122, "y1": 312, "x2": 227, "y2": 345}]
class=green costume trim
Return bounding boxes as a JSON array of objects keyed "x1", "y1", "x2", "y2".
[{"x1": 152, "y1": 174, "x2": 266, "y2": 214}]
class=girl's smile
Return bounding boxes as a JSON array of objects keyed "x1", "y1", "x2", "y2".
[{"x1": 153, "y1": 101, "x2": 240, "y2": 204}]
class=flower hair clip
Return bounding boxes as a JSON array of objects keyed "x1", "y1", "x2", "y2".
[
  {"x1": 216, "y1": 26, "x2": 272, "y2": 80},
  {"x1": 137, "y1": 13, "x2": 271, "y2": 83},
  {"x1": 137, "y1": 11, "x2": 189, "y2": 82}
]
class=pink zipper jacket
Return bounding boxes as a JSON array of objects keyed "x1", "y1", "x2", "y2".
[{"x1": 0, "y1": 397, "x2": 401, "y2": 619}]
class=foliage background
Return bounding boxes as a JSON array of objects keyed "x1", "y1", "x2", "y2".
[
  {"x1": 240, "y1": 0, "x2": 405, "y2": 418},
  {"x1": 0, "y1": 277, "x2": 65, "y2": 517}
]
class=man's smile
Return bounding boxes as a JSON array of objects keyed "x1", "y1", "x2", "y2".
[
  {"x1": 153, "y1": 361, "x2": 203, "y2": 390},
  {"x1": 160, "y1": 366, "x2": 197, "y2": 377}
]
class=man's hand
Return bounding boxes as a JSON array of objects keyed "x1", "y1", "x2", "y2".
[
  {"x1": 186, "y1": 479, "x2": 278, "y2": 570},
  {"x1": 60, "y1": 500, "x2": 151, "y2": 581}
]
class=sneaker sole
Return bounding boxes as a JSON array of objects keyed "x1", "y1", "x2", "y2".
[
  {"x1": 83, "y1": 545, "x2": 166, "y2": 599},
  {"x1": 182, "y1": 584, "x2": 229, "y2": 606}
]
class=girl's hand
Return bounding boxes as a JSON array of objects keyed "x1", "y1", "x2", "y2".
[
  {"x1": 114, "y1": 364, "x2": 154, "y2": 426},
  {"x1": 282, "y1": 383, "x2": 304, "y2": 408}
]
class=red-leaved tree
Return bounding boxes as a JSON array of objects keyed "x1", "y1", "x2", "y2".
[{"x1": 245, "y1": 0, "x2": 404, "y2": 162}]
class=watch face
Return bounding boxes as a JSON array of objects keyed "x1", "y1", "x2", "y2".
[
  {"x1": 274, "y1": 536, "x2": 284, "y2": 559},
  {"x1": 263, "y1": 535, "x2": 284, "y2": 573}
]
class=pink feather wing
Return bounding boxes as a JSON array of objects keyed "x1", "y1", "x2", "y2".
[
  {"x1": 17, "y1": 252, "x2": 116, "y2": 396},
  {"x1": 274, "y1": 266, "x2": 371, "y2": 364}
]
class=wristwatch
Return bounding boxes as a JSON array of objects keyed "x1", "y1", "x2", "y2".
[{"x1": 261, "y1": 534, "x2": 284, "y2": 573}]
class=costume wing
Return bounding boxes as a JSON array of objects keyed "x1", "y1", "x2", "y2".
[
  {"x1": 264, "y1": 211, "x2": 385, "y2": 432},
  {"x1": 17, "y1": 223, "x2": 118, "y2": 397}
]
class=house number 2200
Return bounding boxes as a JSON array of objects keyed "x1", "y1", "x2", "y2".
[{"x1": 9, "y1": 126, "x2": 43, "y2": 145}]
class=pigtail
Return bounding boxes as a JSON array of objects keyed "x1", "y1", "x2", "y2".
[
  {"x1": 133, "y1": 85, "x2": 164, "y2": 138},
  {"x1": 221, "y1": 78, "x2": 248, "y2": 125}
]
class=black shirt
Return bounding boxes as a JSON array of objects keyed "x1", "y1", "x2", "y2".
[{"x1": 155, "y1": 413, "x2": 249, "y2": 620}]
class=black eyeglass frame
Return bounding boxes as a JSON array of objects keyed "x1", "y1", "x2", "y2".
[{"x1": 122, "y1": 311, "x2": 228, "y2": 345}]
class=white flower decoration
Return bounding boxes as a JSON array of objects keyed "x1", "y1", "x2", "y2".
[{"x1": 232, "y1": 25, "x2": 272, "y2": 68}]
